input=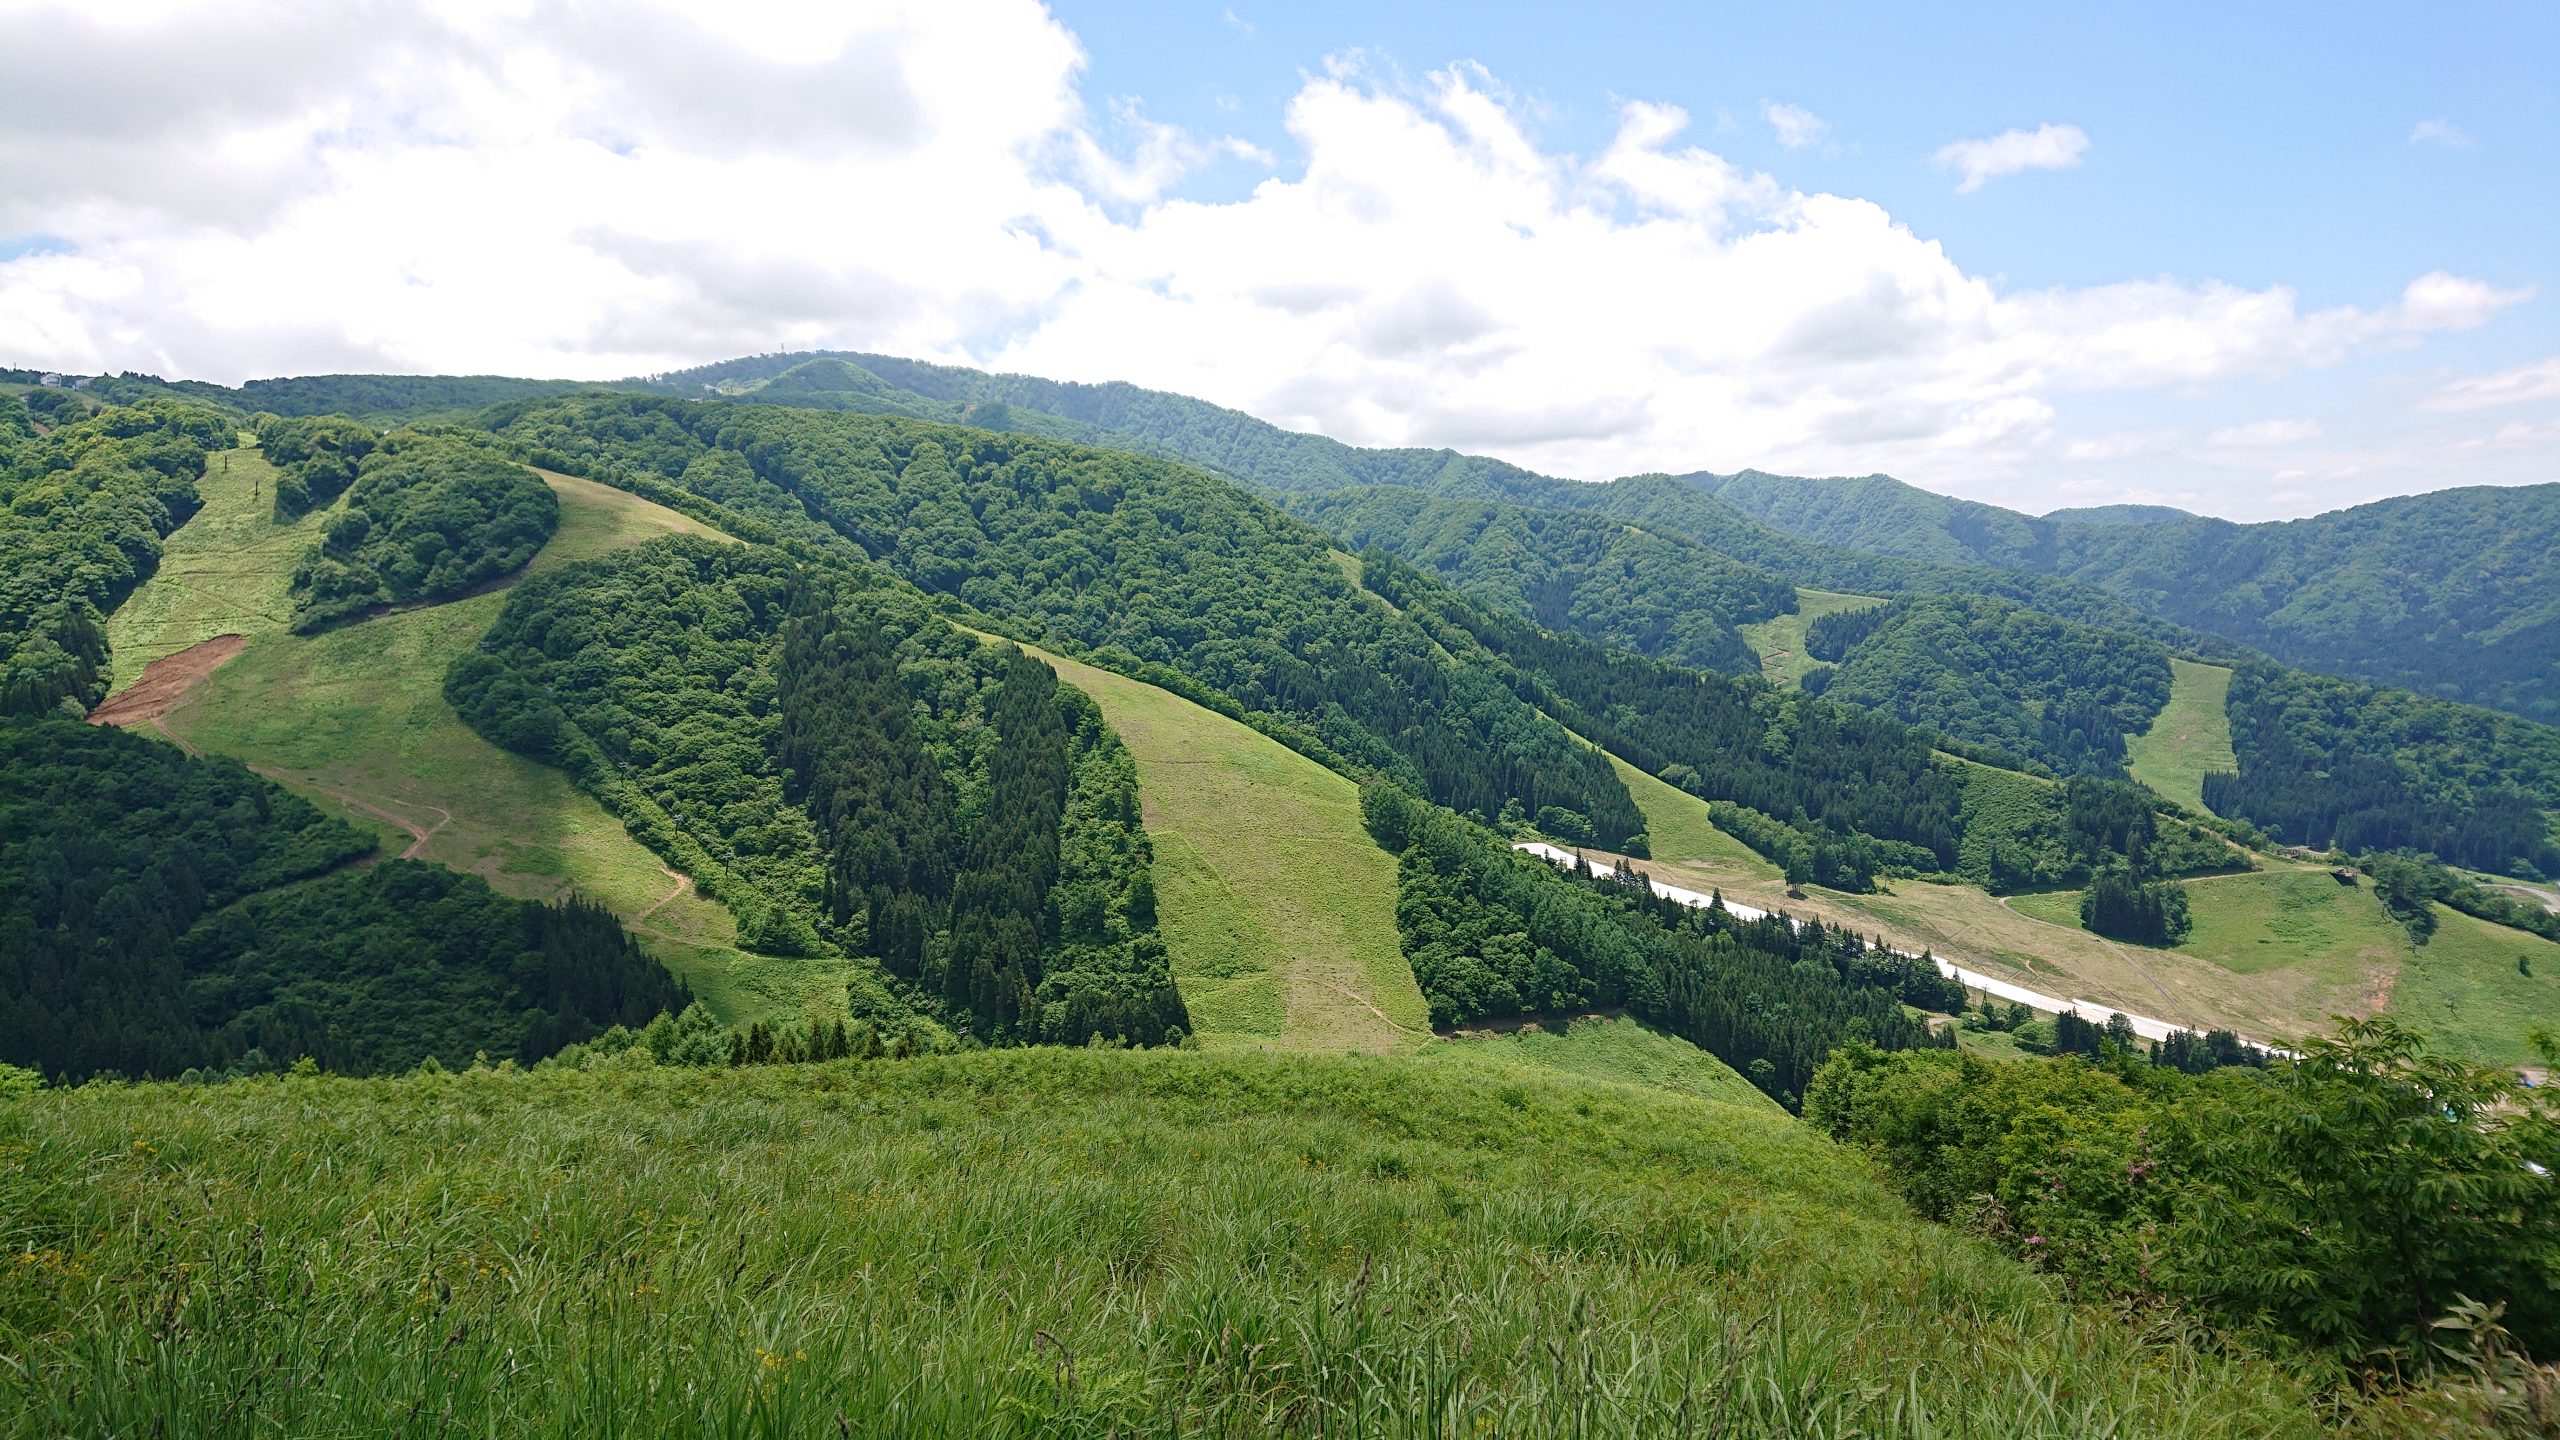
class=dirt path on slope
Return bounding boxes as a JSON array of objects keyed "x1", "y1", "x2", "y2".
[
  {"x1": 86, "y1": 634, "x2": 247, "y2": 753},
  {"x1": 637, "y1": 868, "x2": 693, "y2": 923}
]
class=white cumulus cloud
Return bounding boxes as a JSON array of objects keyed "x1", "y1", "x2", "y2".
[
  {"x1": 1762, "y1": 102, "x2": 1827, "y2": 150},
  {"x1": 2207, "y1": 418, "x2": 2322, "y2": 448},
  {"x1": 1934, "y1": 122, "x2": 2089, "y2": 193},
  {"x1": 0, "y1": 2, "x2": 2539, "y2": 515}
]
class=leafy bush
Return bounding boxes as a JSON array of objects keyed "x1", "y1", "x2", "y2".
[
  {"x1": 256, "y1": 413, "x2": 377, "y2": 518},
  {"x1": 1808, "y1": 1018, "x2": 2560, "y2": 1375}
]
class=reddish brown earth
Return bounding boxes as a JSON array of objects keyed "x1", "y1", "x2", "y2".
[{"x1": 85, "y1": 634, "x2": 247, "y2": 752}]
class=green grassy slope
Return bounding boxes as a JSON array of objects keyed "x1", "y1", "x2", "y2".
[
  {"x1": 2381, "y1": 905, "x2": 2560, "y2": 1067},
  {"x1": 1020, "y1": 643, "x2": 1430, "y2": 1053},
  {"x1": 1605, "y1": 750, "x2": 1776, "y2": 874},
  {"x1": 146, "y1": 471, "x2": 841, "y2": 1024},
  {"x1": 2008, "y1": 869, "x2": 2560, "y2": 1061},
  {"x1": 2125, "y1": 658, "x2": 2238, "y2": 810},
  {"x1": 103, "y1": 445, "x2": 331, "y2": 690},
  {"x1": 1736, "y1": 586, "x2": 1884, "y2": 686},
  {"x1": 0, "y1": 1052, "x2": 2335, "y2": 1437},
  {"x1": 1421, "y1": 1014, "x2": 1780, "y2": 1111}
]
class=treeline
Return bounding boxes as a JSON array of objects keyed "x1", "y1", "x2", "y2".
[
  {"x1": 0, "y1": 720, "x2": 681, "y2": 1082},
  {"x1": 288, "y1": 432, "x2": 558, "y2": 631},
  {"x1": 781, "y1": 596, "x2": 1183, "y2": 1045},
  {"x1": 1364, "y1": 782, "x2": 1954, "y2": 1108},
  {"x1": 2207, "y1": 662, "x2": 2560, "y2": 877},
  {"x1": 1955, "y1": 762, "x2": 2239, "y2": 895},
  {"x1": 1, "y1": 397, "x2": 229, "y2": 715},
  {"x1": 483, "y1": 395, "x2": 1645, "y2": 847},
  {"x1": 1809, "y1": 1020, "x2": 2558, "y2": 1377},
  {"x1": 2362, "y1": 849, "x2": 2560, "y2": 945},
  {"x1": 1803, "y1": 594, "x2": 2173, "y2": 776},
  {"x1": 1288, "y1": 485, "x2": 1794, "y2": 674},
  {"x1": 448, "y1": 537, "x2": 1187, "y2": 1045}
]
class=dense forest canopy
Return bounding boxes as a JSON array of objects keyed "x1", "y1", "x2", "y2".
[
  {"x1": 287, "y1": 431, "x2": 559, "y2": 631},
  {"x1": 0, "y1": 397, "x2": 228, "y2": 715},
  {"x1": 1287, "y1": 484, "x2": 1794, "y2": 674},
  {"x1": 2208, "y1": 661, "x2": 2560, "y2": 877},
  {"x1": 0, "y1": 720, "x2": 680, "y2": 1081},
  {"x1": 485, "y1": 394, "x2": 1647, "y2": 848},
  {"x1": 1803, "y1": 593, "x2": 2174, "y2": 776},
  {"x1": 1689, "y1": 469, "x2": 2560, "y2": 724},
  {"x1": 447, "y1": 536, "x2": 1187, "y2": 1045},
  {"x1": 1363, "y1": 781, "x2": 1956, "y2": 1108}
]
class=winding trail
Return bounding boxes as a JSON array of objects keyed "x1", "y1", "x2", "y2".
[
  {"x1": 1515, "y1": 842, "x2": 2292, "y2": 1054},
  {"x1": 259, "y1": 771, "x2": 450, "y2": 860},
  {"x1": 636, "y1": 868, "x2": 693, "y2": 923}
]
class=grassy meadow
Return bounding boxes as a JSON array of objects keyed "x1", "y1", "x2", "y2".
[
  {"x1": 1421, "y1": 1014, "x2": 1779, "y2": 1111},
  {"x1": 0, "y1": 1050, "x2": 2349, "y2": 1438},
  {"x1": 2391, "y1": 904, "x2": 2560, "y2": 1066},
  {"x1": 103, "y1": 445, "x2": 332, "y2": 689},
  {"x1": 1022, "y1": 643, "x2": 1430, "y2": 1053},
  {"x1": 1595, "y1": 745, "x2": 2468, "y2": 1054},
  {"x1": 1736, "y1": 587, "x2": 1884, "y2": 687},
  {"x1": 2123, "y1": 659, "x2": 2238, "y2": 812},
  {"x1": 2009, "y1": 869, "x2": 2560, "y2": 1062}
]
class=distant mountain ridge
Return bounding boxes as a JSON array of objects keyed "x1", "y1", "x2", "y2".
[
  {"x1": 56, "y1": 350, "x2": 2560, "y2": 722},
  {"x1": 676, "y1": 351, "x2": 2556, "y2": 724},
  {"x1": 1686, "y1": 468, "x2": 2560, "y2": 723}
]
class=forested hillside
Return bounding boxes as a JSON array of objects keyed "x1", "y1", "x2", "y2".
[
  {"x1": 2208, "y1": 660, "x2": 2560, "y2": 875},
  {"x1": 1289, "y1": 484, "x2": 1793, "y2": 673},
  {"x1": 0, "y1": 720, "x2": 681, "y2": 1081},
  {"x1": 484, "y1": 394, "x2": 1649, "y2": 849},
  {"x1": 1365, "y1": 782, "x2": 1956, "y2": 1106},
  {"x1": 286, "y1": 432, "x2": 558, "y2": 630},
  {"x1": 1688, "y1": 469, "x2": 2560, "y2": 723},
  {"x1": 448, "y1": 536, "x2": 1188, "y2": 1046},
  {"x1": 0, "y1": 398, "x2": 229, "y2": 714},
  {"x1": 1803, "y1": 594, "x2": 2174, "y2": 776},
  {"x1": 1357, "y1": 552, "x2": 2229, "y2": 896}
]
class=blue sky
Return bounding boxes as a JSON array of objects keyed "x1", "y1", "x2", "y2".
[
  {"x1": 0, "y1": 0, "x2": 2551, "y2": 519},
  {"x1": 1066, "y1": 2, "x2": 2553, "y2": 304}
]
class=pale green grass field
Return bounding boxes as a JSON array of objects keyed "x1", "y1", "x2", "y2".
[
  {"x1": 0, "y1": 1052, "x2": 2343, "y2": 1437},
  {"x1": 1606, "y1": 751, "x2": 1776, "y2": 872},
  {"x1": 104, "y1": 446, "x2": 331, "y2": 690},
  {"x1": 2008, "y1": 869, "x2": 2560, "y2": 1062},
  {"x1": 2124, "y1": 658, "x2": 2238, "y2": 812},
  {"x1": 1420, "y1": 1013, "x2": 1780, "y2": 1111},
  {"x1": 1021, "y1": 644, "x2": 1430, "y2": 1054},
  {"x1": 2387, "y1": 904, "x2": 2560, "y2": 1067},
  {"x1": 1736, "y1": 586, "x2": 1884, "y2": 686},
  {"x1": 143, "y1": 467, "x2": 841, "y2": 1024}
]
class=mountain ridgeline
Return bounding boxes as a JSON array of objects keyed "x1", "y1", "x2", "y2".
[{"x1": 1683, "y1": 469, "x2": 2560, "y2": 726}]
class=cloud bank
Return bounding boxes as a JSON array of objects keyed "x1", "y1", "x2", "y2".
[{"x1": 0, "y1": 0, "x2": 2541, "y2": 517}]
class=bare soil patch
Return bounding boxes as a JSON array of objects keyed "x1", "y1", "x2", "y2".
[{"x1": 87, "y1": 634, "x2": 247, "y2": 732}]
